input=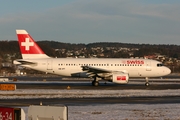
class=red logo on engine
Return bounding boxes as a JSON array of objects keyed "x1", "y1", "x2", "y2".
[
  {"x1": 126, "y1": 60, "x2": 144, "y2": 64},
  {"x1": 117, "y1": 76, "x2": 126, "y2": 80}
]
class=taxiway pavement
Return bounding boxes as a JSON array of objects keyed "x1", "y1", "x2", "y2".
[{"x1": 0, "y1": 76, "x2": 180, "y2": 107}]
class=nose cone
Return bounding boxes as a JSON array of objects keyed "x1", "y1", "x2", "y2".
[{"x1": 165, "y1": 67, "x2": 171, "y2": 75}]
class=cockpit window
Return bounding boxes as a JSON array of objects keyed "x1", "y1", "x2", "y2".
[{"x1": 157, "y1": 63, "x2": 163, "y2": 67}]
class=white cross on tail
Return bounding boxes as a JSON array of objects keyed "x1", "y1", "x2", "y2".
[{"x1": 21, "y1": 38, "x2": 34, "y2": 50}]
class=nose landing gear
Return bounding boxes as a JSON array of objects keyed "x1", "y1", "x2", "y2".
[{"x1": 145, "y1": 77, "x2": 150, "y2": 86}]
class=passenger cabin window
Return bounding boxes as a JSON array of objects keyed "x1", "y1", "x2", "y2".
[{"x1": 157, "y1": 63, "x2": 163, "y2": 67}]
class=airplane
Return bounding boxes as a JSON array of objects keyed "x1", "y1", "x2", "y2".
[{"x1": 14, "y1": 29, "x2": 171, "y2": 86}]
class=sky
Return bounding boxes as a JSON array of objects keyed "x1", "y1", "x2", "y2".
[{"x1": 0, "y1": 0, "x2": 180, "y2": 45}]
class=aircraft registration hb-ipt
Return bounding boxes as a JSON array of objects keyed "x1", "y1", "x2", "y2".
[{"x1": 14, "y1": 30, "x2": 171, "y2": 86}]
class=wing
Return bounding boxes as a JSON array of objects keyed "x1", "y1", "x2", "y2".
[
  {"x1": 81, "y1": 66, "x2": 113, "y2": 78},
  {"x1": 82, "y1": 66, "x2": 111, "y2": 73}
]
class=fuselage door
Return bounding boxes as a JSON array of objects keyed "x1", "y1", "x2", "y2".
[
  {"x1": 146, "y1": 61, "x2": 151, "y2": 71},
  {"x1": 47, "y1": 60, "x2": 53, "y2": 70}
]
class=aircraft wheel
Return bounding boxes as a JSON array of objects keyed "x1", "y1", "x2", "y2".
[
  {"x1": 145, "y1": 82, "x2": 150, "y2": 86},
  {"x1": 94, "y1": 81, "x2": 99, "y2": 86},
  {"x1": 92, "y1": 81, "x2": 99, "y2": 86}
]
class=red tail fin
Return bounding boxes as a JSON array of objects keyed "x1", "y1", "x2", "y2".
[{"x1": 16, "y1": 30, "x2": 49, "y2": 59}]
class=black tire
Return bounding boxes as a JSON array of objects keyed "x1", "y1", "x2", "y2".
[
  {"x1": 92, "y1": 81, "x2": 99, "y2": 86},
  {"x1": 145, "y1": 82, "x2": 150, "y2": 86}
]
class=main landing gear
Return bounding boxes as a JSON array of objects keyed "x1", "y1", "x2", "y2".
[
  {"x1": 92, "y1": 77, "x2": 99, "y2": 86},
  {"x1": 145, "y1": 77, "x2": 150, "y2": 86}
]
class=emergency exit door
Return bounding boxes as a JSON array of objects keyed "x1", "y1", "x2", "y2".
[{"x1": 47, "y1": 60, "x2": 53, "y2": 70}]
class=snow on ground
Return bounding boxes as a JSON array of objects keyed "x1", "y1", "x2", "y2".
[
  {"x1": 0, "y1": 89, "x2": 180, "y2": 99},
  {"x1": 21, "y1": 104, "x2": 180, "y2": 120},
  {"x1": 68, "y1": 104, "x2": 180, "y2": 120}
]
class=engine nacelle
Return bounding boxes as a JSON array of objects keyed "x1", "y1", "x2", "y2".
[{"x1": 112, "y1": 73, "x2": 129, "y2": 84}]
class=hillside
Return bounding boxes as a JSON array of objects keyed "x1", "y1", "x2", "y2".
[
  {"x1": 0, "y1": 40, "x2": 180, "y2": 73},
  {"x1": 0, "y1": 40, "x2": 179, "y2": 59}
]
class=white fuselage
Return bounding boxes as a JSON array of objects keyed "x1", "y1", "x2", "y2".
[{"x1": 20, "y1": 58, "x2": 171, "y2": 78}]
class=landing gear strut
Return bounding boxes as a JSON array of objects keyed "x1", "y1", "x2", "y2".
[
  {"x1": 92, "y1": 77, "x2": 99, "y2": 86},
  {"x1": 145, "y1": 77, "x2": 150, "y2": 86}
]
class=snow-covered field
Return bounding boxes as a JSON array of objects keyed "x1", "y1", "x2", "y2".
[
  {"x1": 68, "y1": 104, "x2": 180, "y2": 120},
  {"x1": 21, "y1": 103, "x2": 180, "y2": 120},
  {"x1": 0, "y1": 89, "x2": 180, "y2": 99}
]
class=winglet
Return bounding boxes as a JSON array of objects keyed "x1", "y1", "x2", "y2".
[{"x1": 16, "y1": 29, "x2": 49, "y2": 59}]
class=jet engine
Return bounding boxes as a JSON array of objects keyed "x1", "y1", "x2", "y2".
[{"x1": 105, "y1": 72, "x2": 129, "y2": 84}]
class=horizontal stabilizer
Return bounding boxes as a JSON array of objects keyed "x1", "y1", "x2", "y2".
[{"x1": 13, "y1": 60, "x2": 37, "y2": 65}]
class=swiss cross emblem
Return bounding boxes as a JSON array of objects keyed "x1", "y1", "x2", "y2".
[
  {"x1": 117, "y1": 76, "x2": 126, "y2": 80},
  {"x1": 21, "y1": 38, "x2": 34, "y2": 51}
]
